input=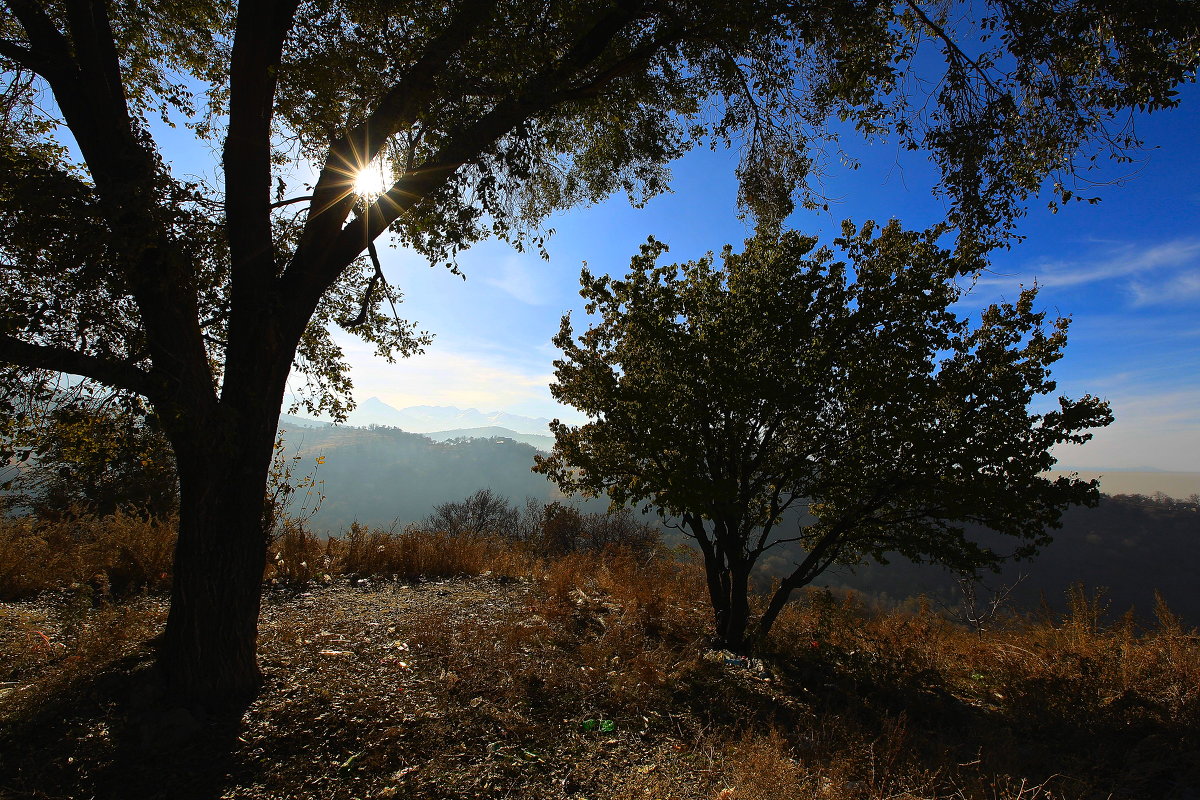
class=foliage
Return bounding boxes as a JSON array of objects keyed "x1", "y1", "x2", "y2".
[
  {"x1": 263, "y1": 432, "x2": 325, "y2": 538},
  {"x1": 4, "y1": 392, "x2": 178, "y2": 520},
  {"x1": 536, "y1": 221, "x2": 1113, "y2": 649},
  {"x1": 2, "y1": 1, "x2": 1197, "y2": 422}
]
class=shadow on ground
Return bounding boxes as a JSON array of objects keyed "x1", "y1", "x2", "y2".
[{"x1": 0, "y1": 654, "x2": 256, "y2": 800}]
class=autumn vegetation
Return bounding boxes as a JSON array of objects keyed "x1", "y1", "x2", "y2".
[{"x1": 2, "y1": 504, "x2": 1198, "y2": 799}]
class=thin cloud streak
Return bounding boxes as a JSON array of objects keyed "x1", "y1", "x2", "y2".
[
  {"x1": 482, "y1": 255, "x2": 546, "y2": 305},
  {"x1": 334, "y1": 338, "x2": 581, "y2": 424},
  {"x1": 975, "y1": 238, "x2": 1200, "y2": 290},
  {"x1": 1129, "y1": 269, "x2": 1200, "y2": 307}
]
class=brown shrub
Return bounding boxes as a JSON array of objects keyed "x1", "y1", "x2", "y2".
[
  {"x1": 0, "y1": 512, "x2": 175, "y2": 601},
  {"x1": 339, "y1": 523, "x2": 524, "y2": 580}
]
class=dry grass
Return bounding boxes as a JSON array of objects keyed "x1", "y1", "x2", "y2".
[
  {"x1": 0, "y1": 512, "x2": 175, "y2": 601},
  {"x1": 1, "y1": 515, "x2": 1198, "y2": 800}
]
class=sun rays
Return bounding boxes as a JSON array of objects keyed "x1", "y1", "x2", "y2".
[{"x1": 353, "y1": 160, "x2": 391, "y2": 197}]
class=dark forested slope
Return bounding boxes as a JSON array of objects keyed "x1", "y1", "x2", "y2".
[
  {"x1": 770, "y1": 494, "x2": 1200, "y2": 625},
  {"x1": 276, "y1": 425, "x2": 585, "y2": 531}
]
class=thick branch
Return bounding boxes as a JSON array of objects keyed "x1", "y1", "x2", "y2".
[
  {"x1": 295, "y1": 0, "x2": 501, "y2": 266},
  {"x1": 219, "y1": 0, "x2": 303, "y2": 405},
  {"x1": 8, "y1": 1, "x2": 216, "y2": 406},
  {"x1": 4, "y1": 0, "x2": 72, "y2": 76},
  {"x1": 0, "y1": 38, "x2": 39, "y2": 70},
  {"x1": 224, "y1": 0, "x2": 302, "y2": 283},
  {"x1": 0, "y1": 334, "x2": 155, "y2": 398}
]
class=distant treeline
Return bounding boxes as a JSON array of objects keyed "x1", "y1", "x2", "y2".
[
  {"x1": 785, "y1": 493, "x2": 1200, "y2": 627},
  {"x1": 277, "y1": 424, "x2": 611, "y2": 531},
  {"x1": 283, "y1": 424, "x2": 1199, "y2": 627}
]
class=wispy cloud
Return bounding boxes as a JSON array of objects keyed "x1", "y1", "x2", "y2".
[
  {"x1": 1129, "y1": 269, "x2": 1200, "y2": 307},
  {"x1": 482, "y1": 255, "x2": 546, "y2": 305},
  {"x1": 326, "y1": 338, "x2": 583, "y2": 424},
  {"x1": 975, "y1": 238, "x2": 1200, "y2": 290}
]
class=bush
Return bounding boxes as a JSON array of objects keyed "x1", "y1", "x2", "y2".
[{"x1": 0, "y1": 511, "x2": 175, "y2": 601}]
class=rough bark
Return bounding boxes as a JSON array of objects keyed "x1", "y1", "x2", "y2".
[
  {"x1": 156, "y1": 396, "x2": 282, "y2": 704},
  {"x1": 688, "y1": 514, "x2": 755, "y2": 652},
  {"x1": 719, "y1": 563, "x2": 752, "y2": 653}
]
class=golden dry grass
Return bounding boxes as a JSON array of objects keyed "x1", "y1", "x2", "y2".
[{"x1": 1, "y1": 513, "x2": 1197, "y2": 799}]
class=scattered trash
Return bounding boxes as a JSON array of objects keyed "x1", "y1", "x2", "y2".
[
  {"x1": 487, "y1": 742, "x2": 542, "y2": 761},
  {"x1": 379, "y1": 659, "x2": 410, "y2": 669},
  {"x1": 706, "y1": 649, "x2": 772, "y2": 679},
  {"x1": 581, "y1": 718, "x2": 616, "y2": 733},
  {"x1": 338, "y1": 750, "x2": 363, "y2": 776}
]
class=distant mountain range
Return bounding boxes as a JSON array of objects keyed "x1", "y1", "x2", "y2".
[
  {"x1": 278, "y1": 400, "x2": 558, "y2": 452},
  {"x1": 423, "y1": 426, "x2": 555, "y2": 452},
  {"x1": 275, "y1": 402, "x2": 1200, "y2": 498},
  {"x1": 345, "y1": 398, "x2": 553, "y2": 435}
]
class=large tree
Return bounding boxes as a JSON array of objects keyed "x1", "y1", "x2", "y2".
[
  {"x1": 535, "y1": 223, "x2": 1113, "y2": 651},
  {"x1": 0, "y1": 1, "x2": 1194, "y2": 701}
]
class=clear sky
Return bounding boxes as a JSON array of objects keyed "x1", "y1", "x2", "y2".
[{"x1": 307, "y1": 82, "x2": 1200, "y2": 472}]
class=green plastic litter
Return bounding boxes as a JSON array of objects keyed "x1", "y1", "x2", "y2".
[{"x1": 581, "y1": 718, "x2": 616, "y2": 732}]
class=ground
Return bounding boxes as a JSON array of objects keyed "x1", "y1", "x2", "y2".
[{"x1": 2, "y1": 557, "x2": 1198, "y2": 800}]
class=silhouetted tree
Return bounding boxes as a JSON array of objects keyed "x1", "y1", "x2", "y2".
[{"x1": 536, "y1": 223, "x2": 1113, "y2": 651}]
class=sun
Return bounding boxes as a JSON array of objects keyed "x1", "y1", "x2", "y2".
[{"x1": 353, "y1": 162, "x2": 390, "y2": 196}]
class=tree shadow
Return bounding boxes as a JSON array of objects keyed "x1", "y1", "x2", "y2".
[
  {"x1": 0, "y1": 655, "x2": 258, "y2": 800},
  {"x1": 672, "y1": 647, "x2": 1200, "y2": 799}
]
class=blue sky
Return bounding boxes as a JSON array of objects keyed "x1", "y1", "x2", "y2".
[{"x1": 317, "y1": 83, "x2": 1200, "y2": 472}]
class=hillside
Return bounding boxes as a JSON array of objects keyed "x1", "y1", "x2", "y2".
[
  {"x1": 764, "y1": 493, "x2": 1200, "y2": 626},
  {"x1": 275, "y1": 424, "x2": 603, "y2": 531},
  {"x1": 272, "y1": 424, "x2": 1200, "y2": 626},
  {"x1": 423, "y1": 426, "x2": 555, "y2": 452}
]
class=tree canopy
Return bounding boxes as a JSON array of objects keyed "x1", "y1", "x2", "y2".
[
  {"x1": 535, "y1": 222, "x2": 1113, "y2": 649},
  {"x1": 0, "y1": 0, "x2": 1193, "y2": 699},
  {"x1": 4, "y1": 390, "x2": 178, "y2": 519}
]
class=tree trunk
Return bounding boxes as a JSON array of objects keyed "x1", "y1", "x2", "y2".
[
  {"x1": 156, "y1": 412, "x2": 278, "y2": 705},
  {"x1": 718, "y1": 564, "x2": 752, "y2": 653},
  {"x1": 750, "y1": 528, "x2": 843, "y2": 645},
  {"x1": 752, "y1": 579, "x2": 804, "y2": 645},
  {"x1": 690, "y1": 515, "x2": 754, "y2": 653}
]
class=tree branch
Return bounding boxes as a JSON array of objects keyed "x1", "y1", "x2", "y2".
[
  {"x1": 4, "y1": 0, "x2": 72, "y2": 76},
  {"x1": 224, "y1": 0, "x2": 302, "y2": 285},
  {"x1": 552, "y1": 25, "x2": 684, "y2": 103},
  {"x1": 903, "y1": 0, "x2": 1002, "y2": 97},
  {"x1": 294, "y1": 0, "x2": 501, "y2": 268},
  {"x1": 0, "y1": 38, "x2": 38, "y2": 70},
  {"x1": 0, "y1": 334, "x2": 155, "y2": 398}
]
